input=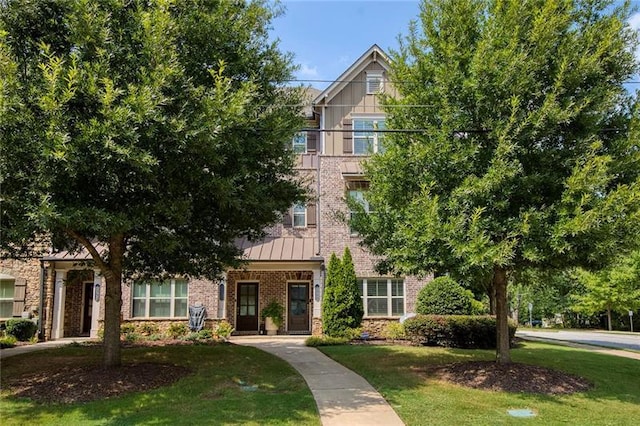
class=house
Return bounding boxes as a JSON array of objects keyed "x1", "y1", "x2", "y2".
[{"x1": 0, "y1": 45, "x2": 430, "y2": 339}]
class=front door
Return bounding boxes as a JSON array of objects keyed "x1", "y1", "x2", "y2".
[
  {"x1": 81, "y1": 282, "x2": 93, "y2": 335},
  {"x1": 236, "y1": 283, "x2": 259, "y2": 332},
  {"x1": 288, "y1": 282, "x2": 310, "y2": 332}
]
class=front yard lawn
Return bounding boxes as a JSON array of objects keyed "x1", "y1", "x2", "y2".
[
  {"x1": 319, "y1": 341, "x2": 640, "y2": 425},
  {"x1": 0, "y1": 342, "x2": 320, "y2": 426}
]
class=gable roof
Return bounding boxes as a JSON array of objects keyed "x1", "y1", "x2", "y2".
[{"x1": 313, "y1": 44, "x2": 391, "y2": 106}]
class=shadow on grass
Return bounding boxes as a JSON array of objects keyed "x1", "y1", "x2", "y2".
[
  {"x1": 318, "y1": 341, "x2": 640, "y2": 406},
  {"x1": 1, "y1": 343, "x2": 319, "y2": 426}
]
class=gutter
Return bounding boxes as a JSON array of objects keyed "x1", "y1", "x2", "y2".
[{"x1": 38, "y1": 260, "x2": 45, "y2": 341}]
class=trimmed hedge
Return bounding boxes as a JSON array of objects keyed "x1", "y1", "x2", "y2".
[
  {"x1": 416, "y1": 276, "x2": 474, "y2": 315},
  {"x1": 5, "y1": 318, "x2": 38, "y2": 341},
  {"x1": 403, "y1": 315, "x2": 517, "y2": 349}
]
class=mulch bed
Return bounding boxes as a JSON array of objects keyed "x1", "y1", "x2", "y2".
[
  {"x1": 424, "y1": 361, "x2": 592, "y2": 395},
  {"x1": 4, "y1": 362, "x2": 192, "y2": 404}
]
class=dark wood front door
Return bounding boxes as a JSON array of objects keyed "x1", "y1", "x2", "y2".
[
  {"x1": 236, "y1": 283, "x2": 258, "y2": 332},
  {"x1": 81, "y1": 282, "x2": 93, "y2": 335},
  {"x1": 288, "y1": 282, "x2": 310, "y2": 332}
]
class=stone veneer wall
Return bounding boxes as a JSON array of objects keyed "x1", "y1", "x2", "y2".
[
  {"x1": 318, "y1": 155, "x2": 431, "y2": 315},
  {"x1": 0, "y1": 257, "x2": 42, "y2": 319},
  {"x1": 226, "y1": 270, "x2": 313, "y2": 334}
]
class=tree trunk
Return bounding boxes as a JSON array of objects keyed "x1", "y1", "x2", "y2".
[
  {"x1": 494, "y1": 265, "x2": 511, "y2": 364},
  {"x1": 102, "y1": 234, "x2": 125, "y2": 368},
  {"x1": 487, "y1": 281, "x2": 496, "y2": 315},
  {"x1": 607, "y1": 306, "x2": 612, "y2": 331}
]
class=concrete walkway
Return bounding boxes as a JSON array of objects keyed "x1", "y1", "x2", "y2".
[
  {"x1": 231, "y1": 336, "x2": 404, "y2": 426},
  {"x1": 0, "y1": 337, "x2": 95, "y2": 360}
]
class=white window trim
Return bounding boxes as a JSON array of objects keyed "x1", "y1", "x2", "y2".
[
  {"x1": 359, "y1": 278, "x2": 405, "y2": 317},
  {"x1": 132, "y1": 279, "x2": 188, "y2": 318},
  {"x1": 366, "y1": 72, "x2": 384, "y2": 94},
  {"x1": 0, "y1": 278, "x2": 15, "y2": 319},
  {"x1": 293, "y1": 203, "x2": 307, "y2": 228},
  {"x1": 292, "y1": 132, "x2": 307, "y2": 154},
  {"x1": 352, "y1": 117, "x2": 385, "y2": 155}
]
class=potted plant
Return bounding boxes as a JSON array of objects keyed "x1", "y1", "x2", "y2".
[{"x1": 261, "y1": 300, "x2": 284, "y2": 335}]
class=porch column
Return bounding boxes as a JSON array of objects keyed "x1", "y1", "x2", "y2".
[
  {"x1": 312, "y1": 266, "x2": 324, "y2": 318},
  {"x1": 90, "y1": 270, "x2": 103, "y2": 338},
  {"x1": 51, "y1": 270, "x2": 67, "y2": 340}
]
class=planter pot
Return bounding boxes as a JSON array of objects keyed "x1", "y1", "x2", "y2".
[{"x1": 265, "y1": 317, "x2": 279, "y2": 335}]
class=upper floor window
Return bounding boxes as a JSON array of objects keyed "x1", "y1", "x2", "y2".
[
  {"x1": 0, "y1": 279, "x2": 15, "y2": 318},
  {"x1": 366, "y1": 72, "x2": 384, "y2": 94},
  {"x1": 293, "y1": 203, "x2": 307, "y2": 228},
  {"x1": 358, "y1": 278, "x2": 405, "y2": 317},
  {"x1": 133, "y1": 279, "x2": 188, "y2": 318},
  {"x1": 348, "y1": 185, "x2": 372, "y2": 235},
  {"x1": 292, "y1": 132, "x2": 307, "y2": 154},
  {"x1": 353, "y1": 118, "x2": 386, "y2": 155}
]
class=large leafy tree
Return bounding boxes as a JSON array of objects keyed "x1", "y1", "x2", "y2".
[
  {"x1": 0, "y1": 0, "x2": 305, "y2": 367},
  {"x1": 572, "y1": 251, "x2": 640, "y2": 330},
  {"x1": 353, "y1": 0, "x2": 640, "y2": 363}
]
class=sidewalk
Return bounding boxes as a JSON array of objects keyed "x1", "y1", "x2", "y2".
[
  {"x1": 231, "y1": 336, "x2": 404, "y2": 426},
  {"x1": 0, "y1": 337, "x2": 95, "y2": 360}
]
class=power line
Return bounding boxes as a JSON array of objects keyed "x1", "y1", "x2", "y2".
[{"x1": 283, "y1": 78, "x2": 640, "y2": 84}]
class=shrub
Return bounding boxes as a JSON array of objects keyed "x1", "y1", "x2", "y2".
[
  {"x1": 197, "y1": 328, "x2": 214, "y2": 340},
  {"x1": 0, "y1": 334, "x2": 17, "y2": 348},
  {"x1": 125, "y1": 332, "x2": 141, "y2": 342},
  {"x1": 403, "y1": 314, "x2": 517, "y2": 349},
  {"x1": 416, "y1": 276, "x2": 475, "y2": 315},
  {"x1": 382, "y1": 322, "x2": 407, "y2": 340},
  {"x1": 120, "y1": 322, "x2": 137, "y2": 336},
  {"x1": 305, "y1": 336, "x2": 349, "y2": 347},
  {"x1": 322, "y1": 248, "x2": 364, "y2": 337},
  {"x1": 139, "y1": 322, "x2": 160, "y2": 336},
  {"x1": 215, "y1": 321, "x2": 234, "y2": 341},
  {"x1": 5, "y1": 319, "x2": 38, "y2": 341},
  {"x1": 167, "y1": 322, "x2": 189, "y2": 339}
]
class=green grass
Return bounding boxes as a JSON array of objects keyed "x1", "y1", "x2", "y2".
[
  {"x1": 0, "y1": 343, "x2": 320, "y2": 425},
  {"x1": 319, "y1": 342, "x2": 640, "y2": 426}
]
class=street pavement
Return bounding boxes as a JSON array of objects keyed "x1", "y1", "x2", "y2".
[{"x1": 516, "y1": 330, "x2": 640, "y2": 351}]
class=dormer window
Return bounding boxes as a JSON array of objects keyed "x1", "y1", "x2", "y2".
[{"x1": 366, "y1": 72, "x2": 384, "y2": 94}]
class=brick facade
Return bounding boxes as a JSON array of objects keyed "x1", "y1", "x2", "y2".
[{"x1": 0, "y1": 257, "x2": 42, "y2": 320}]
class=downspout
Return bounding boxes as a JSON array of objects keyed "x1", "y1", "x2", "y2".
[
  {"x1": 316, "y1": 102, "x2": 326, "y2": 257},
  {"x1": 38, "y1": 260, "x2": 45, "y2": 341}
]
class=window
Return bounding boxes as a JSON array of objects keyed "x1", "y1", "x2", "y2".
[
  {"x1": 293, "y1": 203, "x2": 306, "y2": 228},
  {"x1": 0, "y1": 279, "x2": 14, "y2": 318},
  {"x1": 358, "y1": 278, "x2": 404, "y2": 317},
  {"x1": 348, "y1": 187, "x2": 372, "y2": 234},
  {"x1": 132, "y1": 279, "x2": 188, "y2": 318},
  {"x1": 353, "y1": 118, "x2": 385, "y2": 154},
  {"x1": 366, "y1": 72, "x2": 384, "y2": 94},
  {"x1": 292, "y1": 132, "x2": 307, "y2": 154}
]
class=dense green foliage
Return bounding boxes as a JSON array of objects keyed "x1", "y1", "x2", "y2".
[
  {"x1": 0, "y1": 0, "x2": 305, "y2": 366},
  {"x1": 304, "y1": 336, "x2": 349, "y2": 347},
  {"x1": 572, "y1": 250, "x2": 640, "y2": 330},
  {"x1": 416, "y1": 276, "x2": 475, "y2": 315},
  {"x1": 4, "y1": 319, "x2": 37, "y2": 341},
  {"x1": 321, "y1": 248, "x2": 364, "y2": 337},
  {"x1": 404, "y1": 314, "x2": 516, "y2": 349},
  {"x1": 352, "y1": 0, "x2": 640, "y2": 362},
  {"x1": 260, "y1": 300, "x2": 285, "y2": 327}
]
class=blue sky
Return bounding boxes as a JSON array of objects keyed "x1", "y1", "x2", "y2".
[
  {"x1": 269, "y1": 0, "x2": 640, "y2": 91},
  {"x1": 269, "y1": 0, "x2": 421, "y2": 90}
]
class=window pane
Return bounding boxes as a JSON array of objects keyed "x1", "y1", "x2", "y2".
[
  {"x1": 0, "y1": 301, "x2": 13, "y2": 318},
  {"x1": 367, "y1": 298, "x2": 387, "y2": 316},
  {"x1": 132, "y1": 299, "x2": 146, "y2": 318},
  {"x1": 151, "y1": 282, "x2": 170, "y2": 297},
  {"x1": 392, "y1": 298, "x2": 404, "y2": 316},
  {"x1": 174, "y1": 299, "x2": 188, "y2": 317},
  {"x1": 0, "y1": 280, "x2": 14, "y2": 299},
  {"x1": 175, "y1": 280, "x2": 188, "y2": 297},
  {"x1": 150, "y1": 299, "x2": 170, "y2": 317},
  {"x1": 367, "y1": 279, "x2": 387, "y2": 297},
  {"x1": 133, "y1": 282, "x2": 146, "y2": 298},
  {"x1": 357, "y1": 279, "x2": 364, "y2": 296},
  {"x1": 391, "y1": 280, "x2": 404, "y2": 296},
  {"x1": 354, "y1": 136, "x2": 373, "y2": 154},
  {"x1": 293, "y1": 133, "x2": 306, "y2": 153},
  {"x1": 248, "y1": 305, "x2": 256, "y2": 316},
  {"x1": 293, "y1": 213, "x2": 306, "y2": 227}
]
